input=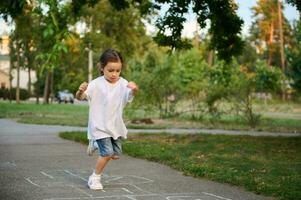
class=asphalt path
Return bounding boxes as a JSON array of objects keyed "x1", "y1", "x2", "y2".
[{"x1": 0, "y1": 119, "x2": 277, "y2": 200}]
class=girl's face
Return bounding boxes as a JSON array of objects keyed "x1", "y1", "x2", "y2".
[{"x1": 102, "y1": 61, "x2": 122, "y2": 83}]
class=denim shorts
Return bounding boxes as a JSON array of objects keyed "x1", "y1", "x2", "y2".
[{"x1": 96, "y1": 137, "x2": 122, "y2": 157}]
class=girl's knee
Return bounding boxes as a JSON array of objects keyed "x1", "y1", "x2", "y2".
[
  {"x1": 111, "y1": 155, "x2": 120, "y2": 160},
  {"x1": 101, "y1": 156, "x2": 112, "y2": 161}
]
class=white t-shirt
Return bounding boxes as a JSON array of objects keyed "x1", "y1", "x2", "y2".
[{"x1": 84, "y1": 76, "x2": 134, "y2": 140}]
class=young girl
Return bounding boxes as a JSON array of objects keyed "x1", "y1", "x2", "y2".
[{"x1": 75, "y1": 48, "x2": 138, "y2": 190}]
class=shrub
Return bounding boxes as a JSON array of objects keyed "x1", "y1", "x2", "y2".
[{"x1": 0, "y1": 88, "x2": 30, "y2": 100}]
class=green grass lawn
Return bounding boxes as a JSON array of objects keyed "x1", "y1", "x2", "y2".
[
  {"x1": 1, "y1": 101, "x2": 301, "y2": 133},
  {"x1": 59, "y1": 131, "x2": 301, "y2": 200},
  {"x1": 0, "y1": 101, "x2": 89, "y2": 126}
]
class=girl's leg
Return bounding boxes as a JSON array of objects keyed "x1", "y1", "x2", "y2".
[
  {"x1": 93, "y1": 137, "x2": 121, "y2": 174},
  {"x1": 88, "y1": 156, "x2": 110, "y2": 190},
  {"x1": 95, "y1": 156, "x2": 111, "y2": 174},
  {"x1": 111, "y1": 155, "x2": 120, "y2": 160}
]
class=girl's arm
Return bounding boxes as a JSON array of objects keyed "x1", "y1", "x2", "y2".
[
  {"x1": 127, "y1": 81, "x2": 139, "y2": 96},
  {"x1": 76, "y1": 82, "x2": 88, "y2": 100}
]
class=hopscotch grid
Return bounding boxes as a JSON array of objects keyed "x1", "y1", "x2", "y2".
[
  {"x1": 30, "y1": 170, "x2": 231, "y2": 200},
  {"x1": 166, "y1": 196, "x2": 203, "y2": 200},
  {"x1": 64, "y1": 170, "x2": 88, "y2": 182},
  {"x1": 127, "y1": 183, "x2": 152, "y2": 194},
  {"x1": 202, "y1": 192, "x2": 233, "y2": 200},
  {"x1": 124, "y1": 196, "x2": 137, "y2": 200},
  {"x1": 104, "y1": 176, "x2": 123, "y2": 183},
  {"x1": 122, "y1": 187, "x2": 134, "y2": 194},
  {"x1": 103, "y1": 175, "x2": 154, "y2": 185},
  {"x1": 68, "y1": 185, "x2": 93, "y2": 198},
  {"x1": 25, "y1": 177, "x2": 40, "y2": 187},
  {"x1": 44, "y1": 192, "x2": 206, "y2": 200},
  {"x1": 41, "y1": 171, "x2": 54, "y2": 179}
]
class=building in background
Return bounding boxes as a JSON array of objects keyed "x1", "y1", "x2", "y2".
[
  {"x1": 0, "y1": 35, "x2": 10, "y2": 88},
  {"x1": 0, "y1": 35, "x2": 36, "y2": 91}
]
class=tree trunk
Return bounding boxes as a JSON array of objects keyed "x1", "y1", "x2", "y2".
[
  {"x1": 267, "y1": 21, "x2": 274, "y2": 66},
  {"x1": 207, "y1": 50, "x2": 214, "y2": 66},
  {"x1": 16, "y1": 42, "x2": 20, "y2": 104},
  {"x1": 35, "y1": 79, "x2": 40, "y2": 104},
  {"x1": 88, "y1": 43, "x2": 93, "y2": 82},
  {"x1": 28, "y1": 64, "x2": 31, "y2": 96},
  {"x1": 278, "y1": 0, "x2": 286, "y2": 101},
  {"x1": 43, "y1": 71, "x2": 50, "y2": 104},
  {"x1": 9, "y1": 54, "x2": 13, "y2": 103},
  {"x1": 278, "y1": 0, "x2": 285, "y2": 71},
  {"x1": 50, "y1": 70, "x2": 54, "y2": 103}
]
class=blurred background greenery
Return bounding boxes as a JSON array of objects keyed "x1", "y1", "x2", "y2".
[{"x1": 0, "y1": 0, "x2": 301, "y2": 131}]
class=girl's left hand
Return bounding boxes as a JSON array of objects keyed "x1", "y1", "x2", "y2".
[{"x1": 127, "y1": 81, "x2": 139, "y2": 95}]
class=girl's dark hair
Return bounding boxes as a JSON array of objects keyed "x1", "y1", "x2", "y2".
[{"x1": 99, "y1": 48, "x2": 123, "y2": 74}]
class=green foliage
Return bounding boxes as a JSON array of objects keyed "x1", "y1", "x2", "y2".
[
  {"x1": 205, "y1": 1, "x2": 244, "y2": 62},
  {"x1": 287, "y1": 21, "x2": 301, "y2": 93},
  {"x1": 129, "y1": 49, "x2": 177, "y2": 117},
  {"x1": 231, "y1": 73, "x2": 261, "y2": 128},
  {"x1": 127, "y1": 48, "x2": 273, "y2": 128},
  {"x1": 80, "y1": 0, "x2": 151, "y2": 60},
  {"x1": 249, "y1": 0, "x2": 292, "y2": 68},
  {"x1": 205, "y1": 61, "x2": 241, "y2": 118},
  {"x1": 0, "y1": 0, "x2": 26, "y2": 20},
  {"x1": 86, "y1": 0, "x2": 244, "y2": 61},
  {"x1": 254, "y1": 61, "x2": 283, "y2": 93},
  {"x1": 237, "y1": 39, "x2": 258, "y2": 69},
  {"x1": 174, "y1": 49, "x2": 208, "y2": 98},
  {"x1": 52, "y1": 35, "x2": 87, "y2": 94},
  {"x1": 59, "y1": 131, "x2": 88, "y2": 144},
  {"x1": 71, "y1": 0, "x2": 99, "y2": 16},
  {"x1": 34, "y1": 0, "x2": 70, "y2": 74},
  {"x1": 129, "y1": 48, "x2": 209, "y2": 118},
  {"x1": 0, "y1": 88, "x2": 29, "y2": 100},
  {"x1": 153, "y1": 0, "x2": 244, "y2": 61},
  {"x1": 0, "y1": 88, "x2": 10, "y2": 100}
]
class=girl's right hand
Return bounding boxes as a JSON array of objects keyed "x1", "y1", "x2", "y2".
[{"x1": 79, "y1": 82, "x2": 88, "y2": 92}]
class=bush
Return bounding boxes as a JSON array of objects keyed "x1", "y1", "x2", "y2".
[
  {"x1": 0, "y1": 88, "x2": 30, "y2": 100},
  {"x1": 254, "y1": 61, "x2": 282, "y2": 94}
]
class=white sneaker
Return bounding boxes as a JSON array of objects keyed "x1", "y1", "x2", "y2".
[
  {"x1": 88, "y1": 173, "x2": 103, "y2": 190},
  {"x1": 87, "y1": 140, "x2": 98, "y2": 156}
]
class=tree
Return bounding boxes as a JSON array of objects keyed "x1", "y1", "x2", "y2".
[
  {"x1": 78, "y1": 0, "x2": 151, "y2": 61},
  {"x1": 250, "y1": 0, "x2": 292, "y2": 68},
  {"x1": 0, "y1": 0, "x2": 26, "y2": 20},
  {"x1": 287, "y1": 20, "x2": 301, "y2": 93},
  {"x1": 0, "y1": 0, "x2": 70, "y2": 103},
  {"x1": 129, "y1": 49, "x2": 169, "y2": 118},
  {"x1": 237, "y1": 38, "x2": 258, "y2": 70},
  {"x1": 152, "y1": 0, "x2": 244, "y2": 62},
  {"x1": 73, "y1": 0, "x2": 244, "y2": 62},
  {"x1": 33, "y1": 0, "x2": 70, "y2": 104},
  {"x1": 173, "y1": 49, "x2": 208, "y2": 116},
  {"x1": 1, "y1": 0, "x2": 30, "y2": 103},
  {"x1": 50, "y1": 0, "x2": 152, "y2": 96}
]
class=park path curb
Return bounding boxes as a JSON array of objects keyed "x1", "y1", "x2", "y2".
[
  {"x1": 128, "y1": 127, "x2": 301, "y2": 137},
  {"x1": 3, "y1": 118, "x2": 300, "y2": 137}
]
